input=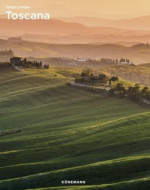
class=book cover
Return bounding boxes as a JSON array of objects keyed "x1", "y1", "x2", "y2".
[{"x1": 0, "y1": 0, "x2": 150, "y2": 190}]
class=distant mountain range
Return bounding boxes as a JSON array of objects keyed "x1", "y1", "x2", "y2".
[
  {"x1": 58, "y1": 15, "x2": 150, "y2": 30},
  {"x1": 0, "y1": 16, "x2": 150, "y2": 44},
  {"x1": 1, "y1": 39, "x2": 150, "y2": 64}
]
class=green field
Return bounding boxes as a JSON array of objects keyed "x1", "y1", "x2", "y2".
[{"x1": 0, "y1": 66, "x2": 150, "y2": 190}]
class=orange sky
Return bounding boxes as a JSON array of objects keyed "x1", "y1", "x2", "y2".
[{"x1": 1, "y1": 0, "x2": 150, "y2": 19}]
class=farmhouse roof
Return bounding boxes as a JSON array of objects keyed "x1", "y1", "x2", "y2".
[{"x1": 10, "y1": 57, "x2": 22, "y2": 61}]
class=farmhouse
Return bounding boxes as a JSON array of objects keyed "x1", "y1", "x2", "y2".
[
  {"x1": 9, "y1": 57, "x2": 49, "y2": 69},
  {"x1": 10, "y1": 57, "x2": 23, "y2": 66},
  {"x1": 119, "y1": 58, "x2": 130, "y2": 65},
  {"x1": 77, "y1": 58, "x2": 87, "y2": 62},
  {"x1": 120, "y1": 61, "x2": 129, "y2": 65}
]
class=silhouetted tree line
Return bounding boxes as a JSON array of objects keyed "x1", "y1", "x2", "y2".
[
  {"x1": 100, "y1": 58, "x2": 132, "y2": 65},
  {"x1": 43, "y1": 64, "x2": 49, "y2": 69},
  {"x1": 75, "y1": 68, "x2": 109, "y2": 85},
  {"x1": 109, "y1": 83, "x2": 150, "y2": 104},
  {"x1": 23, "y1": 58, "x2": 43, "y2": 68},
  {"x1": 119, "y1": 58, "x2": 130, "y2": 63},
  {"x1": 100, "y1": 58, "x2": 118, "y2": 64},
  {"x1": 0, "y1": 50, "x2": 14, "y2": 56},
  {"x1": 132, "y1": 43, "x2": 150, "y2": 49},
  {"x1": 11, "y1": 57, "x2": 49, "y2": 69},
  {"x1": 75, "y1": 68, "x2": 150, "y2": 105}
]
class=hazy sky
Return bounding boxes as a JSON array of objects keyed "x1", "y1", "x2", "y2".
[{"x1": 1, "y1": 0, "x2": 150, "y2": 19}]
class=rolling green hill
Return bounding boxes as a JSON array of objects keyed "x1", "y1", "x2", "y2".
[
  {"x1": 27, "y1": 58, "x2": 150, "y2": 87},
  {"x1": 0, "y1": 66, "x2": 149, "y2": 190}
]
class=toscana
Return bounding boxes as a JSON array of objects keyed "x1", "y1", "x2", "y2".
[{"x1": 5, "y1": 11, "x2": 50, "y2": 20}]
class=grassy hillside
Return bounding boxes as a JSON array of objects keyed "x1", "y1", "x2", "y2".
[
  {"x1": 0, "y1": 66, "x2": 149, "y2": 190},
  {"x1": 98, "y1": 65, "x2": 150, "y2": 87},
  {"x1": 28, "y1": 58, "x2": 150, "y2": 86}
]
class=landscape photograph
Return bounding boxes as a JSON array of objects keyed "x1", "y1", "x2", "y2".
[{"x1": 0, "y1": 0, "x2": 150, "y2": 189}]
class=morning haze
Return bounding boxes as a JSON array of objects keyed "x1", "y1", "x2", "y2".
[{"x1": 1, "y1": 0, "x2": 150, "y2": 19}]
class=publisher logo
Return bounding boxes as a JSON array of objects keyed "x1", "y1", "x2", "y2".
[{"x1": 61, "y1": 180, "x2": 86, "y2": 185}]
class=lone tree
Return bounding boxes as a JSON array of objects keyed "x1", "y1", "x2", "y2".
[
  {"x1": 109, "y1": 76, "x2": 119, "y2": 86},
  {"x1": 127, "y1": 84, "x2": 141, "y2": 102},
  {"x1": 140, "y1": 87, "x2": 150, "y2": 98},
  {"x1": 128, "y1": 84, "x2": 141, "y2": 95},
  {"x1": 99, "y1": 74, "x2": 108, "y2": 83},
  {"x1": 113, "y1": 83, "x2": 126, "y2": 98},
  {"x1": 81, "y1": 68, "x2": 92, "y2": 77},
  {"x1": 114, "y1": 83, "x2": 126, "y2": 92}
]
